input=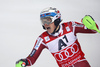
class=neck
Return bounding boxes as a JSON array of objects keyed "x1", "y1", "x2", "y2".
[
  {"x1": 55, "y1": 25, "x2": 60, "y2": 32},
  {"x1": 51, "y1": 25, "x2": 60, "y2": 34}
]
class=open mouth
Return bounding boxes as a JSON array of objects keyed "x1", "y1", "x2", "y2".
[{"x1": 46, "y1": 27, "x2": 51, "y2": 30}]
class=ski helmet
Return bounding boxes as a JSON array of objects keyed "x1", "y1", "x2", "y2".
[{"x1": 40, "y1": 7, "x2": 61, "y2": 30}]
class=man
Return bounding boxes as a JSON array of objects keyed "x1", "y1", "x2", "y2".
[{"x1": 16, "y1": 7, "x2": 99, "y2": 67}]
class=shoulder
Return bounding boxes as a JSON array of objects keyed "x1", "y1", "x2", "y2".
[
  {"x1": 61, "y1": 21, "x2": 74, "y2": 27},
  {"x1": 61, "y1": 21, "x2": 83, "y2": 27},
  {"x1": 39, "y1": 31, "x2": 48, "y2": 38},
  {"x1": 38, "y1": 31, "x2": 50, "y2": 42},
  {"x1": 61, "y1": 21, "x2": 74, "y2": 25}
]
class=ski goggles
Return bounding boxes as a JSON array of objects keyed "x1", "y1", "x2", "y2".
[
  {"x1": 40, "y1": 17, "x2": 53, "y2": 25},
  {"x1": 40, "y1": 12, "x2": 61, "y2": 25}
]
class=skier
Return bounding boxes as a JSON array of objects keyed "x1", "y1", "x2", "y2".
[{"x1": 16, "y1": 7, "x2": 99, "y2": 67}]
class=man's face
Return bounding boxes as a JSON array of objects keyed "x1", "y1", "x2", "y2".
[
  {"x1": 41, "y1": 17, "x2": 56, "y2": 34},
  {"x1": 44, "y1": 22, "x2": 56, "y2": 34}
]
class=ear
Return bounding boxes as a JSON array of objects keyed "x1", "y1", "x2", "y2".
[{"x1": 54, "y1": 18, "x2": 61, "y2": 27}]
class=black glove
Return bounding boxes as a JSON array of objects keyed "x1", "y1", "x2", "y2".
[{"x1": 16, "y1": 59, "x2": 29, "y2": 67}]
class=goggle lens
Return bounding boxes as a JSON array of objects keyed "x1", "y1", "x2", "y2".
[{"x1": 41, "y1": 17, "x2": 53, "y2": 25}]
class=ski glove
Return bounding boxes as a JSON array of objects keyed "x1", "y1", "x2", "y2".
[{"x1": 16, "y1": 59, "x2": 28, "y2": 67}]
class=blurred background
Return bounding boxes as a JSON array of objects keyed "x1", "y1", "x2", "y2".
[{"x1": 0, "y1": 0, "x2": 100, "y2": 67}]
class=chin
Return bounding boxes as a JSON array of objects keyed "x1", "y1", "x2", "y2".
[
  {"x1": 47, "y1": 31, "x2": 53, "y2": 34},
  {"x1": 48, "y1": 32, "x2": 52, "y2": 34}
]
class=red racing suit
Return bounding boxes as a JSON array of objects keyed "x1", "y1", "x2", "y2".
[{"x1": 26, "y1": 21, "x2": 98, "y2": 67}]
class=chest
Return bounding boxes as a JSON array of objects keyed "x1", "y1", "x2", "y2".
[{"x1": 45, "y1": 32, "x2": 77, "y2": 53}]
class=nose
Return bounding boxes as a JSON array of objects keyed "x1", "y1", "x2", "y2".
[{"x1": 44, "y1": 23, "x2": 48, "y2": 26}]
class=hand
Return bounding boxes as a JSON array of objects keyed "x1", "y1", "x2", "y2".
[
  {"x1": 82, "y1": 15, "x2": 100, "y2": 33},
  {"x1": 16, "y1": 59, "x2": 28, "y2": 67}
]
